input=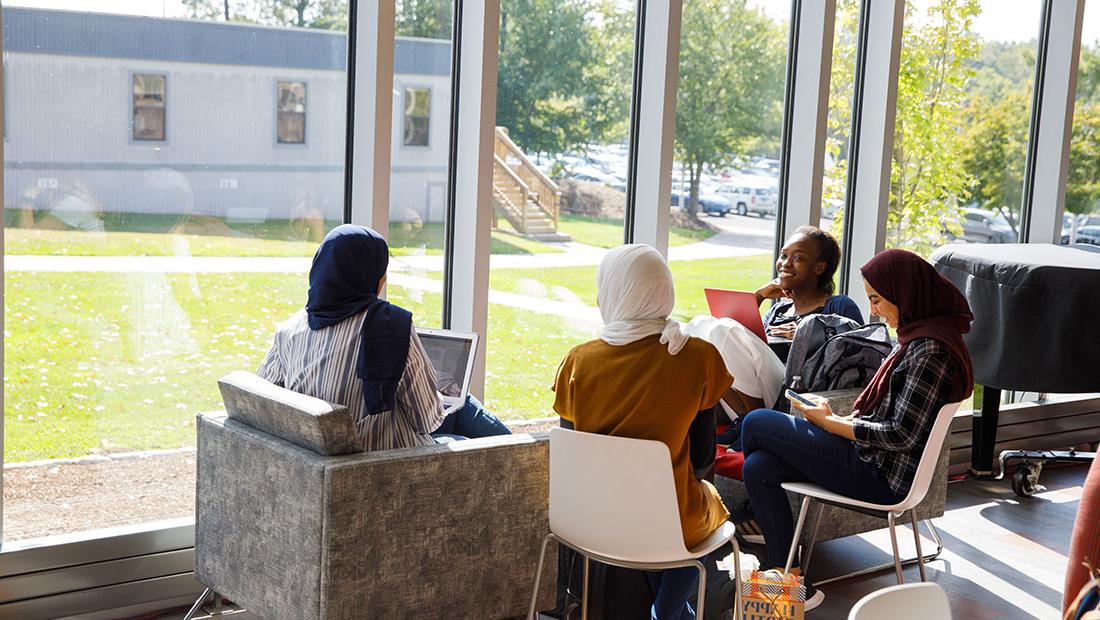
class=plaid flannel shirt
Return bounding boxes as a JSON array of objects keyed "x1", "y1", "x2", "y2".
[{"x1": 852, "y1": 337, "x2": 953, "y2": 496}]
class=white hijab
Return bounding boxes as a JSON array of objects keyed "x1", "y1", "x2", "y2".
[{"x1": 596, "y1": 244, "x2": 689, "y2": 355}]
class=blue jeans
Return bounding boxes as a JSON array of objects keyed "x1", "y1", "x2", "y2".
[
  {"x1": 740, "y1": 408, "x2": 901, "y2": 569},
  {"x1": 646, "y1": 566, "x2": 698, "y2": 620},
  {"x1": 431, "y1": 395, "x2": 511, "y2": 443}
]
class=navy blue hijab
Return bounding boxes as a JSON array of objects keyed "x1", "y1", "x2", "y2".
[{"x1": 306, "y1": 225, "x2": 412, "y2": 415}]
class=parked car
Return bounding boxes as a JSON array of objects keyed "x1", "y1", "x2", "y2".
[
  {"x1": 1061, "y1": 213, "x2": 1077, "y2": 244},
  {"x1": 945, "y1": 207, "x2": 1018, "y2": 244},
  {"x1": 716, "y1": 182, "x2": 777, "y2": 217},
  {"x1": 1076, "y1": 225, "x2": 1100, "y2": 245},
  {"x1": 669, "y1": 181, "x2": 731, "y2": 216},
  {"x1": 821, "y1": 197, "x2": 843, "y2": 221}
]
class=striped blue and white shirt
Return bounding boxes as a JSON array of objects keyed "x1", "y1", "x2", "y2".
[{"x1": 257, "y1": 308, "x2": 445, "y2": 451}]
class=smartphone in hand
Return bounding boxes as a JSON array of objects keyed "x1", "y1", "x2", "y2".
[{"x1": 785, "y1": 388, "x2": 816, "y2": 408}]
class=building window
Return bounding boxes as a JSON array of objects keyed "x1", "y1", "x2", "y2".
[
  {"x1": 132, "y1": 73, "x2": 166, "y2": 141},
  {"x1": 277, "y1": 80, "x2": 306, "y2": 144},
  {"x1": 403, "y1": 87, "x2": 431, "y2": 146}
]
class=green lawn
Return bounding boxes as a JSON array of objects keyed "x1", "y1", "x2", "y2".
[
  {"x1": 557, "y1": 213, "x2": 718, "y2": 248},
  {"x1": 3, "y1": 226, "x2": 766, "y2": 461},
  {"x1": 4, "y1": 221, "x2": 563, "y2": 258},
  {"x1": 3, "y1": 272, "x2": 590, "y2": 461},
  {"x1": 489, "y1": 254, "x2": 774, "y2": 320}
]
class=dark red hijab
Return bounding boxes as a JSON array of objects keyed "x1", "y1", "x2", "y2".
[{"x1": 853, "y1": 249, "x2": 974, "y2": 415}]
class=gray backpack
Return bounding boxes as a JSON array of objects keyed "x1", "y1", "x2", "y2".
[{"x1": 779, "y1": 315, "x2": 893, "y2": 408}]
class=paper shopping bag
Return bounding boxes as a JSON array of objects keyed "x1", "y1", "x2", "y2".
[{"x1": 740, "y1": 569, "x2": 805, "y2": 620}]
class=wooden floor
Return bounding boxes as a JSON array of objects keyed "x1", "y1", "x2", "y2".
[
  {"x1": 810, "y1": 464, "x2": 1083, "y2": 619},
  {"x1": 173, "y1": 464, "x2": 1087, "y2": 620}
]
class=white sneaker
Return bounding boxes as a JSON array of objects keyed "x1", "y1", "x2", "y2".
[{"x1": 804, "y1": 583, "x2": 825, "y2": 611}]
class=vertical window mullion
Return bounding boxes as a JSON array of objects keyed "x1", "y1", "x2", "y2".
[
  {"x1": 625, "y1": 0, "x2": 681, "y2": 256},
  {"x1": 346, "y1": 0, "x2": 396, "y2": 233},
  {"x1": 1021, "y1": 0, "x2": 1085, "y2": 244}
]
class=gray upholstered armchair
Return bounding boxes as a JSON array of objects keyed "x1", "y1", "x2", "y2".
[{"x1": 188, "y1": 371, "x2": 556, "y2": 619}]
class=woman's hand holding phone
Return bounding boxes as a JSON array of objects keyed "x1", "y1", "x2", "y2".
[{"x1": 787, "y1": 390, "x2": 832, "y2": 427}]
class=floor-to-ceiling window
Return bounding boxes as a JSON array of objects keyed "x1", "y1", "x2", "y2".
[
  {"x1": 480, "y1": 0, "x2": 637, "y2": 419},
  {"x1": 670, "y1": 0, "x2": 790, "y2": 321},
  {"x1": 1067, "y1": 0, "x2": 1100, "y2": 244},
  {"x1": 2, "y1": 3, "x2": 350, "y2": 542},
  {"x1": 885, "y1": 0, "x2": 1041, "y2": 257},
  {"x1": 386, "y1": 3, "x2": 456, "y2": 327}
]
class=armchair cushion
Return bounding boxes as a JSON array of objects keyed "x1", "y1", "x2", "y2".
[{"x1": 217, "y1": 371, "x2": 362, "y2": 456}]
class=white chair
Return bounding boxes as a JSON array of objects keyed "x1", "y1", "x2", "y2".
[
  {"x1": 527, "y1": 427, "x2": 742, "y2": 620},
  {"x1": 848, "y1": 582, "x2": 952, "y2": 620},
  {"x1": 782, "y1": 401, "x2": 963, "y2": 584}
]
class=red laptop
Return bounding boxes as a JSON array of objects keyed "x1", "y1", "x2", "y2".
[{"x1": 703, "y1": 288, "x2": 768, "y2": 342}]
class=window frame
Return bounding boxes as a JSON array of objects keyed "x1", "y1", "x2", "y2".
[
  {"x1": 401, "y1": 84, "x2": 432, "y2": 148},
  {"x1": 275, "y1": 78, "x2": 308, "y2": 146},
  {"x1": 130, "y1": 71, "x2": 168, "y2": 143}
]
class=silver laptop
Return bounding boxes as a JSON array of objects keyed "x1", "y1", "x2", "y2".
[{"x1": 416, "y1": 327, "x2": 479, "y2": 415}]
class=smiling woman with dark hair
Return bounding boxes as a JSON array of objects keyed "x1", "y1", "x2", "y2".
[
  {"x1": 753, "y1": 226, "x2": 863, "y2": 341},
  {"x1": 256, "y1": 224, "x2": 510, "y2": 450}
]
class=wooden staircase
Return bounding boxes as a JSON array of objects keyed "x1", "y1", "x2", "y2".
[{"x1": 492, "y1": 127, "x2": 571, "y2": 242}]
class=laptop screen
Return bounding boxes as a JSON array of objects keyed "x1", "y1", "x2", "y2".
[{"x1": 418, "y1": 331, "x2": 474, "y2": 397}]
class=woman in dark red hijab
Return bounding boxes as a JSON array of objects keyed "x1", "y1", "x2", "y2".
[{"x1": 737, "y1": 249, "x2": 973, "y2": 607}]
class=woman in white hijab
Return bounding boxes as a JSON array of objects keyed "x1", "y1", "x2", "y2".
[{"x1": 553, "y1": 244, "x2": 733, "y2": 620}]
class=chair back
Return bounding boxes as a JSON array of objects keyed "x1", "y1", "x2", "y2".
[
  {"x1": 548, "y1": 427, "x2": 688, "y2": 562},
  {"x1": 848, "y1": 582, "x2": 951, "y2": 620},
  {"x1": 897, "y1": 401, "x2": 962, "y2": 510}
]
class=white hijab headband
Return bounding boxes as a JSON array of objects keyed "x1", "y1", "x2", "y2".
[{"x1": 596, "y1": 244, "x2": 689, "y2": 355}]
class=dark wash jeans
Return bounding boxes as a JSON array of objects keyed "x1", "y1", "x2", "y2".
[
  {"x1": 740, "y1": 408, "x2": 902, "y2": 570},
  {"x1": 430, "y1": 395, "x2": 511, "y2": 443}
]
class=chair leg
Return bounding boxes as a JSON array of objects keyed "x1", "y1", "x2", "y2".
[
  {"x1": 183, "y1": 588, "x2": 212, "y2": 620},
  {"x1": 800, "y1": 502, "x2": 826, "y2": 577},
  {"x1": 887, "y1": 512, "x2": 904, "y2": 584},
  {"x1": 925, "y1": 519, "x2": 944, "y2": 557},
  {"x1": 581, "y1": 555, "x2": 590, "y2": 620},
  {"x1": 909, "y1": 510, "x2": 927, "y2": 582},
  {"x1": 784, "y1": 496, "x2": 812, "y2": 574},
  {"x1": 527, "y1": 533, "x2": 555, "y2": 620},
  {"x1": 731, "y1": 537, "x2": 743, "y2": 620},
  {"x1": 694, "y1": 559, "x2": 708, "y2": 620}
]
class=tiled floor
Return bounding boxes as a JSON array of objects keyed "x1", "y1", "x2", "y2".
[{"x1": 173, "y1": 464, "x2": 1087, "y2": 620}]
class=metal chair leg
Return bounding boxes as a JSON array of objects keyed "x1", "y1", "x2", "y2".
[
  {"x1": 925, "y1": 519, "x2": 944, "y2": 556},
  {"x1": 910, "y1": 510, "x2": 927, "y2": 582},
  {"x1": 731, "y1": 537, "x2": 743, "y2": 620},
  {"x1": 183, "y1": 588, "x2": 212, "y2": 620},
  {"x1": 581, "y1": 555, "x2": 590, "y2": 620},
  {"x1": 694, "y1": 559, "x2": 708, "y2": 620},
  {"x1": 527, "y1": 533, "x2": 554, "y2": 620},
  {"x1": 887, "y1": 512, "x2": 904, "y2": 584},
  {"x1": 800, "y1": 502, "x2": 827, "y2": 577},
  {"x1": 784, "y1": 496, "x2": 812, "y2": 573}
]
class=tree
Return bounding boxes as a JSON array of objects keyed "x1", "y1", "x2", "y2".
[
  {"x1": 251, "y1": 0, "x2": 348, "y2": 30},
  {"x1": 182, "y1": 0, "x2": 230, "y2": 21},
  {"x1": 494, "y1": 0, "x2": 632, "y2": 157},
  {"x1": 885, "y1": 0, "x2": 981, "y2": 253},
  {"x1": 960, "y1": 88, "x2": 1030, "y2": 230},
  {"x1": 1067, "y1": 45, "x2": 1100, "y2": 216},
  {"x1": 396, "y1": 0, "x2": 452, "y2": 39},
  {"x1": 674, "y1": 0, "x2": 786, "y2": 216}
]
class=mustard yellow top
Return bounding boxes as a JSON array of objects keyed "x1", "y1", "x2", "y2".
[{"x1": 552, "y1": 335, "x2": 732, "y2": 548}]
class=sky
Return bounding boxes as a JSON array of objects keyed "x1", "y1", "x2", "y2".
[{"x1": 7, "y1": 0, "x2": 1100, "y2": 46}]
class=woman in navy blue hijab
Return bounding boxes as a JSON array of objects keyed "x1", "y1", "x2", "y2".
[{"x1": 257, "y1": 224, "x2": 510, "y2": 450}]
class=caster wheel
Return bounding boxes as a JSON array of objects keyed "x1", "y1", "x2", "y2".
[{"x1": 1012, "y1": 466, "x2": 1040, "y2": 497}]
